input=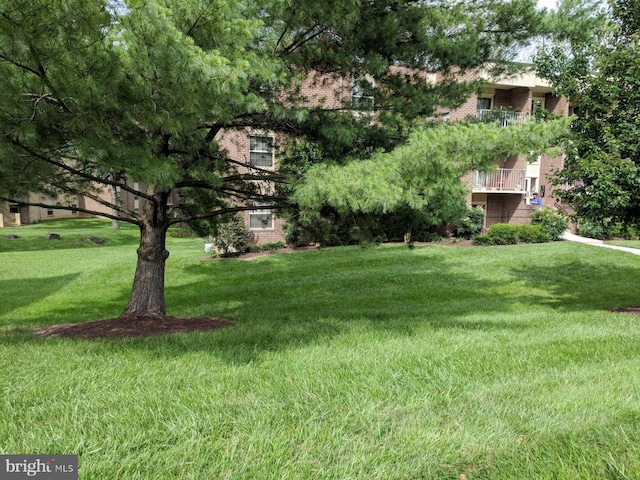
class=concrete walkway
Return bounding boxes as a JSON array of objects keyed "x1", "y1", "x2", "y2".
[{"x1": 560, "y1": 231, "x2": 640, "y2": 256}]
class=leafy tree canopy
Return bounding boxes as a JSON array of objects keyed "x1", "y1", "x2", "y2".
[{"x1": 536, "y1": 0, "x2": 640, "y2": 227}]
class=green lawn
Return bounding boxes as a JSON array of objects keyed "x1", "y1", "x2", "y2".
[
  {"x1": 606, "y1": 239, "x2": 640, "y2": 250},
  {"x1": 2, "y1": 219, "x2": 640, "y2": 479}
]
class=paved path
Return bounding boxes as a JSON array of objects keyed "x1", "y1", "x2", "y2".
[{"x1": 560, "y1": 231, "x2": 640, "y2": 256}]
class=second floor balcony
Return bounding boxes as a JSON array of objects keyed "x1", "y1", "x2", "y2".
[
  {"x1": 473, "y1": 169, "x2": 526, "y2": 193},
  {"x1": 476, "y1": 109, "x2": 531, "y2": 126}
]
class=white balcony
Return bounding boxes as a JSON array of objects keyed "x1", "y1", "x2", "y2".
[
  {"x1": 476, "y1": 109, "x2": 531, "y2": 126},
  {"x1": 473, "y1": 169, "x2": 527, "y2": 193}
]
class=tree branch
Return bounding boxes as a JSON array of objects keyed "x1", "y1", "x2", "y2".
[
  {"x1": 0, "y1": 53, "x2": 41, "y2": 77},
  {"x1": 9, "y1": 139, "x2": 156, "y2": 203}
]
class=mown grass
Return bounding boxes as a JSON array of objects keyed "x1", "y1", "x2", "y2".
[
  {"x1": 2, "y1": 219, "x2": 640, "y2": 479},
  {"x1": 606, "y1": 239, "x2": 640, "y2": 250}
]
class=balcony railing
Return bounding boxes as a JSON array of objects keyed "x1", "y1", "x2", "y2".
[
  {"x1": 476, "y1": 109, "x2": 531, "y2": 126},
  {"x1": 473, "y1": 169, "x2": 526, "y2": 192}
]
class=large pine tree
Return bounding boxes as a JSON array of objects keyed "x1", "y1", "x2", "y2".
[{"x1": 0, "y1": 0, "x2": 549, "y2": 320}]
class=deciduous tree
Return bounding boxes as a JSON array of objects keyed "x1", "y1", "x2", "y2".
[{"x1": 536, "y1": 0, "x2": 640, "y2": 232}]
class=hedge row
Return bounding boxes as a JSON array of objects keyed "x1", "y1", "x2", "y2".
[{"x1": 473, "y1": 223, "x2": 550, "y2": 245}]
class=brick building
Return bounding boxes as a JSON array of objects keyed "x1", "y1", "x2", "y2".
[
  {"x1": 449, "y1": 66, "x2": 569, "y2": 229},
  {"x1": 1, "y1": 65, "x2": 570, "y2": 238}
]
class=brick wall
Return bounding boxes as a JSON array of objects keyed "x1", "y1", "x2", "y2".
[
  {"x1": 485, "y1": 194, "x2": 533, "y2": 227},
  {"x1": 545, "y1": 94, "x2": 568, "y2": 116},
  {"x1": 539, "y1": 153, "x2": 565, "y2": 207}
]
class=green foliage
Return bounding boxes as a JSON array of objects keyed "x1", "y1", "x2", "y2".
[
  {"x1": 167, "y1": 226, "x2": 198, "y2": 238},
  {"x1": 247, "y1": 241, "x2": 286, "y2": 253},
  {"x1": 208, "y1": 214, "x2": 250, "y2": 256},
  {"x1": 484, "y1": 223, "x2": 521, "y2": 245},
  {"x1": 295, "y1": 120, "x2": 570, "y2": 221},
  {"x1": 536, "y1": 0, "x2": 640, "y2": 229},
  {"x1": 471, "y1": 234, "x2": 493, "y2": 246},
  {"x1": 577, "y1": 219, "x2": 608, "y2": 240},
  {"x1": 531, "y1": 207, "x2": 569, "y2": 240},
  {"x1": 531, "y1": 208, "x2": 567, "y2": 240},
  {"x1": 518, "y1": 224, "x2": 551, "y2": 243},
  {"x1": 454, "y1": 206, "x2": 486, "y2": 239},
  {"x1": 578, "y1": 218, "x2": 640, "y2": 240},
  {"x1": 473, "y1": 222, "x2": 551, "y2": 245}
]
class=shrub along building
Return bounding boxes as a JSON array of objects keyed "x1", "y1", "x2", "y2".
[{"x1": 0, "y1": 65, "x2": 570, "y2": 240}]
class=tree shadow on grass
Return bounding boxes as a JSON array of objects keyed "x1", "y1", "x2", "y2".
[
  {"x1": 8, "y1": 244, "x2": 640, "y2": 364},
  {"x1": 0, "y1": 274, "x2": 81, "y2": 324},
  {"x1": 97, "y1": 248, "x2": 542, "y2": 363},
  {"x1": 510, "y1": 255, "x2": 640, "y2": 312}
]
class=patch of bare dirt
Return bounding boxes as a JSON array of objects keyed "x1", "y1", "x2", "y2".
[
  {"x1": 611, "y1": 307, "x2": 640, "y2": 315},
  {"x1": 33, "y1": 315, "x2": 234, "y2": 339}
]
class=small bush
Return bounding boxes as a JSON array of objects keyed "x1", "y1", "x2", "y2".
[
  {"x1": 531, "y1": 207, "x2": 568, "y2": 240},
  {"x1": 472, "y1": 235, "x2": 493, "y2": 246},
  {"x1": 578, "y1": 219, "x2": 640, "y2": 240},
  {"x1": 168, "y1": 226, "x2": 198, "y2": 238},
  {"x1": 517, "y1": 224, "x2": 550, "y2": 243},
  {"x1": 485, "y1": 223, "x2": 520, "y2": 245},
  {"x1": 248, "y1": 241, "x2": 286, "y2": 253},
  {"x1": 454, "y1": 207, "x2": 485, "y2": 239},
  {"x1": 209, "y1": 214, "x2": 250, "y2": 256},
  {"x1": 577, "y1": 220, "x2": 606, "y2": 240}
]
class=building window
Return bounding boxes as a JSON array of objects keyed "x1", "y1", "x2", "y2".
[
  {"x1": 9, "y1": 203, "x2": 19, "y2": 214},
  {"x1": 71, "y1": 204, "x2": 77, "y2": 214},
  {"x1": 249, "y1": 204, "x2": 274, "y2": 230},
  {"x1": 477, "y1": 97, "x2": 492, "y2": 111},
  {"x1": 351, "y1": 78, "x2": 374, "y2": 109},
  {"x1": 47, "y1": 209, "x2": 54, "y2": 216},
  {"x1": 249, "y1": 135, "x2": 274, "y2": 168}
]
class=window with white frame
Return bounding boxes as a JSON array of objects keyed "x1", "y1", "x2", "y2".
[
  {"x1": 249, "y1": 204, "x2": 274, "y2": 230},
  {"x1": 351, "y1": 78, "x2": 374, "y2": 109},
  {"x1": 249, "y1": 135, "x2": 274, "y2": 168}
]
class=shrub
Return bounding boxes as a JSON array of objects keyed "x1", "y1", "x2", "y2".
[
  {"x1": 168, "y1": 226, "x2": 198, "y2": 238},
  {"x1": 472, "y1": 223, "x2": 550, "y2": 245},
  {"x1": 577, "y1": 219, "x2": 606, "y2": 239},
  {"x1": 531, "y1": 207, "x2": 568, "y2": 240},
  {"x1": 485, "y1": 223, "x2": 520, "y2": 245},
  {"x1": 517, "y1": 224, "x2": 550, "y2": 243},
  {"x1": 209, "y1": 214, "x2": 250, "y2": 256},
  {"x1": 454, "y1": 206, "x2": 485, "y2": 239},
  {"x1": 248, "y1": 241, "x2": 286, "y2": 253},
  {"x1": 580, "y1": 219, "x2": 640, "y2": 240},
  {"x1": 472, "y1": 234, "x2": 493, "y2": 245}
]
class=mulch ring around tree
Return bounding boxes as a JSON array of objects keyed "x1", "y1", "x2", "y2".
[
  {"x1": 32, "y1": 315, "x2": 235, "y2": 339},
  {"x1": 31, "y1": 308, "x2": 640, "y2": 340}
]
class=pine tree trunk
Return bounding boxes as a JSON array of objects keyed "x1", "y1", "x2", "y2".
[{"x1": 121, "y1": 198, "x2": 169, "y2": 318}]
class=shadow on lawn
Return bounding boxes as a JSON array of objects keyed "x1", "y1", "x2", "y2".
[
  {"x1": 0, "y1": 273, "x2": 81, "y2": 321},
  {"x1": 7, "y1": 244, "x2": 640, "y2": 364},
  {"x1": 511, "y1": 258, "x2": 640, "y2": 311}
]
